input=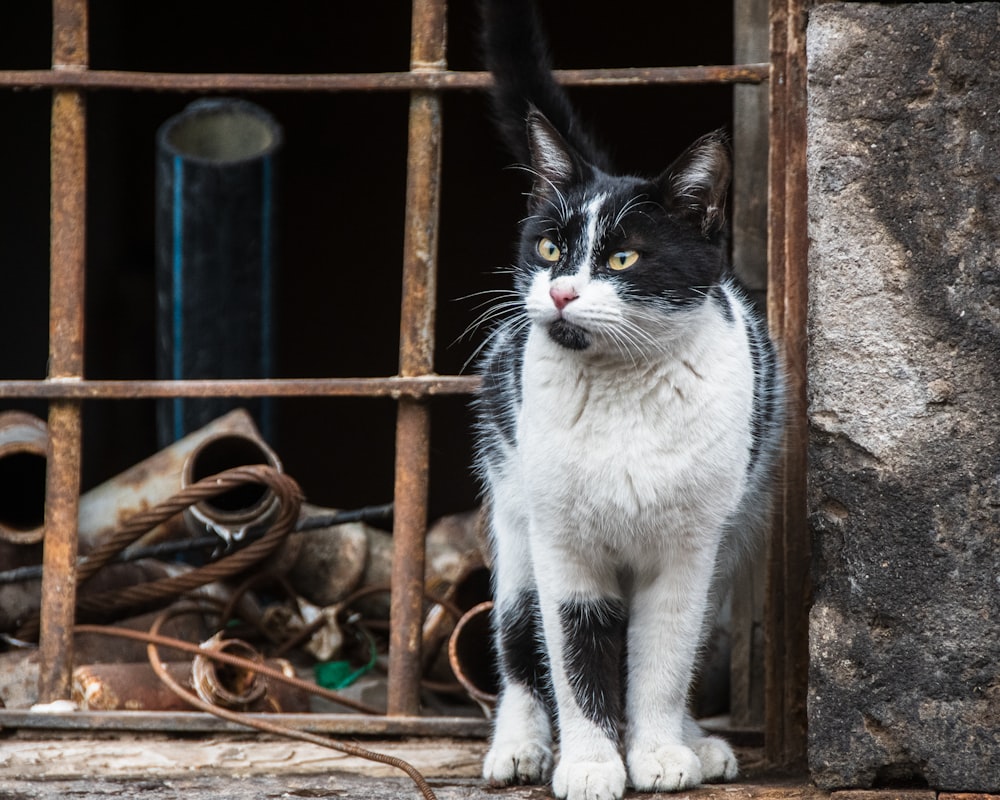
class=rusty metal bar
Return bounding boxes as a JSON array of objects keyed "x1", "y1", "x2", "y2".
[
  {"x1": 0, "y1": 64, "x2": 771, "y2": 93},
  {"x1": 764, "y1": 0, "x2": 789, "y2": 761},
  {"x1": 388, "y1": 401, "x2": 433, "y2": 717},
  {"x1": 387, "y1": 0, "x2": 446, "y2": 718},
  {"x1": 0, "y1": 709, "x2": 488, "y2": 737},
  {"x1": 0, "y1": 375, "x2": 479, "y2": 400},
  {"x1": 765, "y1": 0, "x2": 810, "y2": 771},
  {"x1": 37, "y1": 0, "x2": 88, "y2": 704}
]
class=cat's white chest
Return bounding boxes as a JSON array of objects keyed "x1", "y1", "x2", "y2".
[{"x1": 516, "y1": 323, "x2": 753, "y2": 549}]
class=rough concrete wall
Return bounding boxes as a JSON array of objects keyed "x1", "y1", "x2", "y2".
[{"x1": 807, "y1": 3, "x2": 1000, "y2": 791}]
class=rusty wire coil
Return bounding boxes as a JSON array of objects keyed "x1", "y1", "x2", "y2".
[
  {"x1": 73, "y1": 614, "x2": 438, "y2": 800},
  {"x1": 18, "y1": 465, "x2": 302, "y2": 640}
]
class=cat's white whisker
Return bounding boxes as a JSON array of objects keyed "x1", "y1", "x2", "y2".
[
  {"x1": 611, "y1": 194, "x2": 659, "y2": 232},
  {"x1": 461, "y1": 313, "x2": 530, "y2": 374},
  {"x1": 456, "y1": 287, "x2": 519, "y2": 306},
  {"x1": 513, "y1": 163, "x2": 570, "y2": 222},
  {"x1": 459, "y1": 300, "x2": 524, "y2": 341}
]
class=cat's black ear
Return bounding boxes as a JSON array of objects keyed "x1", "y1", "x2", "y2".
[
  {"x1": 526, "y1": 108, "x2": 579, "y2": 205},
  {"x1": 659, "y1": 131, "x2": 731, "y2": 237}
]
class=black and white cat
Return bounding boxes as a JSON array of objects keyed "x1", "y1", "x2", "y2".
[{"x1": 472, "y1": 2, "x2": 785, "y2": 799}]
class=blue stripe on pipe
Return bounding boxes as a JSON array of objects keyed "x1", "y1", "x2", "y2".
[
  {"x1": 260, "y1": 154, "x2": 274, "y2": 439},
  {"x1": 261, "y1": 154, "x2": 273, "y2": 378},
  {"x1": 172, "y1": 155, "x2": 184, "y2": 441}
]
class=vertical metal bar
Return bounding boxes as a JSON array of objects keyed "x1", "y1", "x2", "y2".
[
  {"x1": 779, "y1": 0, "x2": 811, "y2": 767},
  {"x1": 38, "y1": 0, "x2": 88, "y2": 703},
  {"x1": 730, "y1": 0, "x2": 771, "y2": 731},
  {"x1": 764, "y1": 2, "x2": 789, "y2": 761},
  {"x1": 765, "y1": 0, "x2": 810, "y2": 770},
  {"x1": 387, "y1": 0, "x2": 446, "y2": 717}
]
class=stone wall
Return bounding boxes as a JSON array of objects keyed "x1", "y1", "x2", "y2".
[{"x1": 807, "y1": 3, "x2": 1000, "y2": 791}]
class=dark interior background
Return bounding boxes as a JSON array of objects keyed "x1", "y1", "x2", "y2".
[{"x1": 0, "y1": 2, "x2": 733, "y2": 524}]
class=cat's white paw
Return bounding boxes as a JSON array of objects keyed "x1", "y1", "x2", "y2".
[
  {"x1": 627, "y1": 743, "x2": 703, "y2": 792},
  {"x1": 552, "y1": 757, "x2": 627, "y2": 800},
  {"x1": 483, "y1": 738, "x2": 552, "y2": 786},
  {"x1": 692, "y1": 735, "x2": 739, "y2": 782}
]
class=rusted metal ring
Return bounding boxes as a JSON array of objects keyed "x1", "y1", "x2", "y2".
[
  {"x1": 447, "y1": 600, "x2": 498, "y2": 708},
  {"x1": 191, "y1": 635, "x2": 268, "y2": 710}
]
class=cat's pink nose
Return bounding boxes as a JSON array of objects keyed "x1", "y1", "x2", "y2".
[{"x1": 550, "y1": 285, "x2": 578, "y2": 311}]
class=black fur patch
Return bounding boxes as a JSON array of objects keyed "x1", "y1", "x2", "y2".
[
  {"x1": 548, "y1": 318, "x2": 591, "y2": 350},
  {"x1": 498, "y1": 590, "x2": 551, "y2": 702},
  {"x1": 559, "y1": 598, "x2": 628, "y2": 739}
]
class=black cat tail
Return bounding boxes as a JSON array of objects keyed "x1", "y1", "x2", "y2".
[{"x1": 479, "y1": 0, "x2": 609, "y2": 171}]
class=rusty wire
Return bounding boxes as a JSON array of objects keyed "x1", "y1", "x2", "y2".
[
  {"x1": 73, "y1": 618, "x2": 382, "y2": 715},
  {"x1": 73, "y1": 613, "x2": 438, "y2": 800},
  {"x1": 77, "y1": 464, "x2": 300, "y2": 583},
  {"x1": 209, "y1": 575, "x2": 475, "y2": 706},
  {"x1": 17, "y1": 465, "x2": 301, "y2": 641}
]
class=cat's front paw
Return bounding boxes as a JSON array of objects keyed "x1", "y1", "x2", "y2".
[
  {"x1": 627, "y1": 744, "x2": 703, "y2": 792},
  {"x1": 483, "y1": 738, "x2": 552, "y2": 786},
  {"x1": 692, "y1": 735, "x2": 739, "y2": 783},
  {"x1": 552, "y1": 756, "x2": 627, "y2": 800}
]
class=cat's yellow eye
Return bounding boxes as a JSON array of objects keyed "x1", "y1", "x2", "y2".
[
  {"x1": 538, "y1": 238, "x2": 561, "y2": 262},
  {"x1": 608, "y1": 250, "x2": 639, "y2": 271}
]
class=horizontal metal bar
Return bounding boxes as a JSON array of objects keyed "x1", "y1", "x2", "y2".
[
  {"x1": 0, "y1": 376, "x2": 480, "y2": 400},
  {"x1": 0, "y1": 64, "x2": 770, "y2": 93},
  {"x1": 0, "y1": 709, "x2": 489, "y2": 737}
]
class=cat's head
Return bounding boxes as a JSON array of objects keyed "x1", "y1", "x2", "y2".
[{"x1": 514, "y1": 109, "x2": 731, "y2": 354}]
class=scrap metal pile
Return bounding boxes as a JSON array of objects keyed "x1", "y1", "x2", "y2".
[{"x1": 0, "y1": 408, "x2": 497, "y2": 720}]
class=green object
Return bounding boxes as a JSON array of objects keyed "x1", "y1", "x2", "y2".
[
  {"x1": 315, "y1": 660, "x2": 363, "y2": 690},
  {"x1": 314, "y1": 628, "x2": 378, "y2": 690}
]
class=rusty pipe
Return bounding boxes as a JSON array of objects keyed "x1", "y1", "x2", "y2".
[
  {"x1": 0, "y1": 411, "x2": 49, "y2": 545},
  {"x1": 180, "y1": 424, "x2": 281, "y2": 545},
  {"x1": 418, "y1": 510, "x2": 489, "y2": 678},
  {"x1": 76, "y1": 408, "x2": 278, "y2": 555},
  {"x1": 1, "y1": 411, "x2": 280, "y2": 633},
  {"x1": 73, "y1": 655, "x2": 307, "y2": 713}
]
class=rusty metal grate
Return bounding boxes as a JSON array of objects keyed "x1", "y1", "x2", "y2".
[{"x1": 0, "y1": 0, "x2": 809, "y2": 768}]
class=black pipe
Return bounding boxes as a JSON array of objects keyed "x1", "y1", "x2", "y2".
[{"x1": 155, "y1": 98, "x2": 282, "y2": 447}]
